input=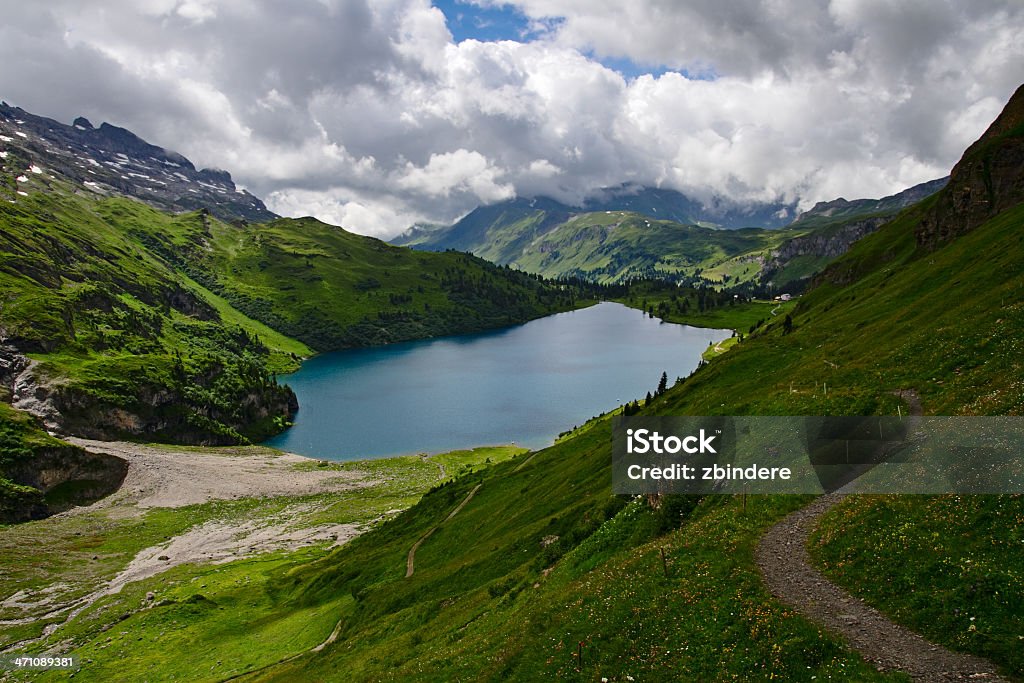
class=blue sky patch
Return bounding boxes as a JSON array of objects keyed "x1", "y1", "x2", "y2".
[
  {"x1": 432, "y1": 2, "x2": 707, "y2": 82},
  {"x1": 433, "y1": 0, "x2": 537, "y2": 43},
  {"x1": 589, "y1": 54, "x2": 672, "y2": 81}
]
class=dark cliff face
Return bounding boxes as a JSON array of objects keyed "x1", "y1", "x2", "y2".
[
  {"x1": 2, "y1": 444, "x2": 128, "y2": 522},
  {"x1": 761, "y1": 217, "x2": 888, "y2": 288},
  {"x1": 0, "y1": 405, "x2": 128, "y2": 524},
  {"x1": 758, "y1": 178, "x2": 950, "y2": 290},
  {"x1": 0, "y1": 103, "x2": 277, "y2": 223},
  {"x1": 916, "y1": 84, "x2": 1024, "y2": 248},
  {"x1": 809, "y1": 83, "x2": 1024, "y2": 291},
  {"x1": 45, "y1": 379, "x2": 298, "y2": 447}
]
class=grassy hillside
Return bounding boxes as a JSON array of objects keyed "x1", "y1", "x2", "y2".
[
  {"x1": 506, "y1": 211, "x2": 795, "y2": 284},
  {"x1": 113, "y1": 203, "x2": 587, "y2": 351},
  {"x1": 652, "y1": 197, "x2": 1023, "y2": 417},
  {"x1": 75, "y1": 93, "x2": 1018, "y2": 680},
  {"x1": 17, "y1": 424, "x2": 900, "y2": 682},
  {"x1": 812, "y1": 495, "x2": 1024, "y2": 674},
  {"x1": 0, "y1": 156, "x2": 590, "y2": 445},
  {"x1": 247, "y1": 434, "x2": 896, "y2": 682},
  {"x1": 0, "y1": 179, "x2": 297, "y2": 445},
  {"x1": 0, "y1": 444, "x2": 523, "y2": 672}
]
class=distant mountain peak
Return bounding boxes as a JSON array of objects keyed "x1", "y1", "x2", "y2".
[{"x1": 0, "y1": 102, "x2": 275, "y2": 223}]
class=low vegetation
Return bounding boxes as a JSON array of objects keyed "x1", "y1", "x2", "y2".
[
  {"x1": 812, "y1": 495, "x2": 1024, "y2": 674},
  {"x1": 0, "y1": 445, "x2": 522, "y2": 680}
]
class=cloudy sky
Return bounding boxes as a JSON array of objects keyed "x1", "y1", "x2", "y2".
[{"x1": 1, "y1": 1, "x2": 1022, "y2": 237}]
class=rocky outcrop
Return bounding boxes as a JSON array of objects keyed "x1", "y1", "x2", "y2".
[
  {"x1": 0, "y1": 344, "x2": 30, "y2": 398},
  {"x1": 2, "y1": 344, "x2": 296, "y2": 446},
  {"x1": 0, "y1": 402, "x2": 128, "y2": 523},
  {"x1": 10, "y1": 361, "x2": 63, "y2": 432},
  {"x1": 761, "y1": 217, "x2": 888, "y2": 288},
  {"x1": 916, "y1": 83, "x2": 1024, "y2": 248},
  {"x1": 2, "y1": 442, "x2": 128, "y2": 522},
  {"x1": 0, "y1": 345, "x2": 61, "y2": 431},
  {"x1": 37, "y1": 370, "x2": 295, "y2": 446}
]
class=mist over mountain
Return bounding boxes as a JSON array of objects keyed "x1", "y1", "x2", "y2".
[
  {"x1": 394, "y1": 185, "x2": 797, "y2": 252},
  {"x1": 391, "y1": 177, "x2": 947, "y2": 286}
]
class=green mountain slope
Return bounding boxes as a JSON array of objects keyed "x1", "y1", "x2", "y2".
[
  {"x1": 243, "y1": 432, "x2": 892, "y2": 682},
  {"x1": 0, "y1": 129, "x2": 589, "y2": 448},
  {"x1": 656, "y1": 198, "x2": 1022, "y2": 417},
  {"x1": 392, "y1": 187, "x2": 799, "y2": 259},
  {"x1": 394, "y1": 181, "x2": 946, "y2": 288},
  {"x1": 116, "y1": 205, "x2": 584, "y2": 352},
  {"x1": 394, "y1": 196, "x2": 796, "y2": 285},
  {"x1": 507, "y1": 211, "x2": 794, "y2": 284},
  {"x1": 392, "y1": 196, "x2": 574, "y2": 264},
  {"x1": 76, "y1": 85, "x2": 1020, "y2": 681},
  {"x1": 0, "y1": 182, "x2": 298, "y2": 445}
]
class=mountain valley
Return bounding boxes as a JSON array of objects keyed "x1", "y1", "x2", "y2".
[{"x1": 0, "y1": 78, "x2": 1021, "y2": 683}]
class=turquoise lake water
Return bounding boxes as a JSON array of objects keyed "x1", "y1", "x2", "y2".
[{"x1": 263, "y1": 302, "x2": 730, "y2": 459}]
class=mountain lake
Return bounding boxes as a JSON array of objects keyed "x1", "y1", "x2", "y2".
[{"x1": 263, "y1": 301, "x2": 730, "y2": 459}]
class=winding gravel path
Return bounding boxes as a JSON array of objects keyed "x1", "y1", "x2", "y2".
[
  {"x1": 756, "y1": 494, "x2": 1008, "y2": 682},
  {"x1": 406, "y1": 484, "x2": 481, "y2": 578}
]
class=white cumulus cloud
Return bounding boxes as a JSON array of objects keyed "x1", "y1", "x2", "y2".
[{"x1": 0, "y1": 0, "x2": 1021, "y2": 236}]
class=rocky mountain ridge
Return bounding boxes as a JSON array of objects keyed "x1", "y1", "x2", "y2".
[
  {"x1": 0, "y1": 102, "x2": 275, "y2": 223},
  {"x1": 916, "y1": 83, "x2": 1024, "y2": 248}
]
